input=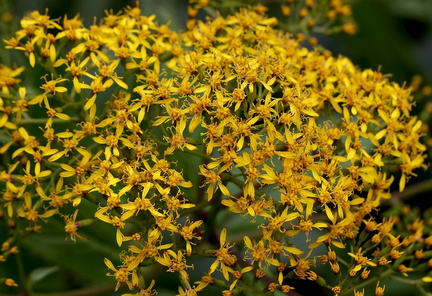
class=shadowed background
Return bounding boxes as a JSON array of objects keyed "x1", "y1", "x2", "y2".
[{"x1": 0, "y1": 0, "x2": 431, "y2": 295}]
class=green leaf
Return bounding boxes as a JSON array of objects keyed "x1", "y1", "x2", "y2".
[
  {"x1": 21, "y1": 202, "x2": 121, "y2": 288},
  {"x1": 28, "y1": 266, "x2": 60, "y2": 289}
]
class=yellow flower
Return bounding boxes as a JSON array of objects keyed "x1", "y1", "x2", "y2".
[
  {"x1": 165, "y1": 124, "x2": 198, "y2": 155},
  {"x1": 127, "y1": 229, "x2": 172, "y2": 268},
  {"x1": 104, "y1": 258, "x2": 137, "y2": 291},
  {"x1": 63, "y1": 209, "x2": 91, "y2": 243},
  {"x1": 4, "y1": 278, "x2": 18, "y2": 287},
  {"x1": 265, "y1": 206, "x2": 300, "y2": 233},
  {"x1": 30, "y1": 75, "x2": 68, "y2": 106},
  {"x1": 59, "y1": 56, "x2": 94, "y2": 93},
  {"x1": 62, "y1": 182, "x2": 94, "y2": 207},
  {"x1": 120, "y1": 183, "x2": 164, "y2": 219},
  {"x1": 122, "y1": 280, "x2": 157, "y2": 296},
  {"x1": 1, "y1": 4, "x2": 429, "y2": 296},
  {"x1": 59, "y1": 148, "x2": 92, "y2": 180},
  {"x1": 199, "y1": 165, "x2": 230, "y2": 201},
  {"x1": 17, "y1": 160, "x2": 52, "y2": 198},
  {"x1": 179, "y1": 219, "x2": 203, "y2": 256},
  {"x1": 0, "y1": 65, "x2": 24, "y2": 94},
  {"x1": 16, "y1": 192, "x2": 56, "y2": 225},
  {"x1": 397, "y1": 264, "x2": 414, "y2": 277},
  {"x1": 83, "y1": 77, "x2": 114, "y2": 119},
  {"x1": 94, "y1": 209, "x2": 130, "y2": 246},
  {"x1": 347, "y1": 248, "x2": 377, "y2": 267},
  {"x1": 244, "y1": 236, "x2": 279, "y2": 268},
  {"x1": 374, "y1": 282, "x2": 385, "y2": 296},
  {"x1": 48, "y1": 134, "x2": 83, "y2": 161},
  {"x1": 155, "y1": 250, "x2": 192, "y2": 279},
  {"x1": 92, "y1": 129, "x2": 122, "y2": 159},
  {"x1": 94, "y1": 58, "x2": 128, "y2": 89},
  {"x1": 209, "y1": 228, "x2": 238, "y2": 280}
]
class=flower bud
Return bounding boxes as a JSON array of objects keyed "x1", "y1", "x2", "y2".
[
  {"x1": 360, "y1": 268, "x2": 370, "y2": 280},
  {"x1": 330, "y1": 262, "x2": 340, "y2": 274}
]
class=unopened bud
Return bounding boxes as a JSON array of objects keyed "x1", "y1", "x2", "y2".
[
  {"x1": 360, "y1": 268, "x2": 370, "y2": 280},
  {"x1": 331, "y1": 262, "x2": 340, "y2": 274}
]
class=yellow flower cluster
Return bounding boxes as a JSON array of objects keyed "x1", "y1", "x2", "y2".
[
  {"x1": 0, "y1": 4, "x2": 430, "y2": 296},
  {"x1": 188, "y1": 0, "x2": 357, "y2": 36}
]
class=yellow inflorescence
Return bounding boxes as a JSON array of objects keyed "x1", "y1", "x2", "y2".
[
  {"x1": 188, "y1": 0, "x2": 357, "y2": 35},
  {"x1": 0, "y1": 4, "x2": 430, "y2": 296}
]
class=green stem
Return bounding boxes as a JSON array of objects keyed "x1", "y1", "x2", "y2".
[
  {"x1": 388, "y1": 274, "x2": 423, "y2": 285},
  {"x1": 343, "y1": 268, "x2": 393, "y2": 295},
  {"x1": 152, "y1": 137, "x2": 212, "y2": 160},
  {"x1": 212, "y1": 277, "x2": 265, "y2": 295},
  {"x1": 181, "y1": 147, "x2": 213, "y2": 160},
  {"x1": 227, "y1": 173, "x2": 245, "y2": 190},
  {"x1": 0, "y1": 91, "x2": 14, "y2": 100},
  {"x1": 390, "y1": 177, "x2": 432, "y2": 204},
  {"x1": 179, "y1": 200, "x2": 209, "y2": 218},
  {"x1": 416, "y1": 282, "x2": 430, "y2": 296},
  {"x1": 19, "y1": 117, "x2": 80, "y2": 125},
  {"x1": 15, "y1": 248, "x2": 29, "y2": 295}
]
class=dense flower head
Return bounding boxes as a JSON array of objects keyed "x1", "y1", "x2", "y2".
[{"x1": 0, "y1": 4, "x2": 430, "y2": 296}]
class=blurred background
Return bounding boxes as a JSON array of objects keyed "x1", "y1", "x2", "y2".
[{"x1": 1, "y1": 0, "x2": 432, "y2": 295}]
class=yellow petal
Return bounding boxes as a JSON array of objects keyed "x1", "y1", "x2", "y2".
[
  {"x1": 39, "y1": 209, "x2": 57, "y2": 218},
  {"x1": 104, "y1": 258, "x2": 117, "y2": 271},
  {"x1": 56, "y1": 113, "x2": 71, "y2": 120},
  {"x1": 84, "y1": 95, "x2": 97, "y2": 111},
  {"x1": 116, "y1": 229, "x2": 123, "y2": 247},
  {"x1": 37, "y1": 170, "x2": 52, "y2": 178},
  {"x1": 48, "y1": 151, "x2": 65, "y2": 162}
]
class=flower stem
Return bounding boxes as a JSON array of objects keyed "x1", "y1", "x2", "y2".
[
  {"x1": 19, "y1": 117, "x2": 80, "y2": 125},
  {"x1": 343, "y1": 269, "x2": 393, "y2": 295},
  {"x1": 390, "y1": 177, "x2": 432, "y2": 203},
  {"x1": 15, "y1": 249, "x2": 29, "y2": 295}
]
